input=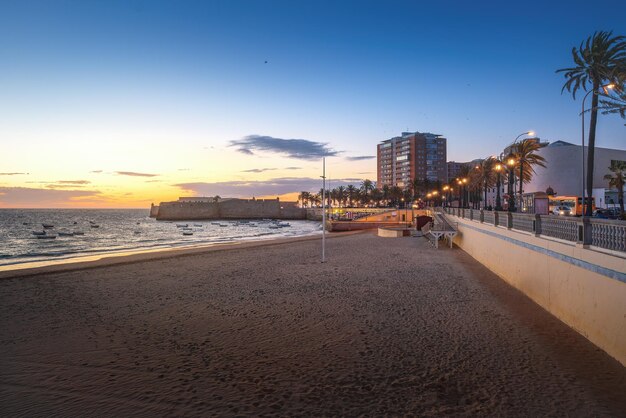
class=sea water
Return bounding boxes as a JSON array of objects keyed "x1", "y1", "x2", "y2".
[{"x1": 0, "y1": 209, "x2": 321, "y2": 268}]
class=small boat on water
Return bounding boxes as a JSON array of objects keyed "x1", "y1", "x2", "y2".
[
  {"x1": 176, "y1": 224, "x2": 189, "y2": 228},
  {"x1": 182, "y1": 231, "x2": 193, "y2": 236},
  {"x1": 268, "y1": 225, "x2": 280, "y2": 229},
  {"x1": 42, "y1": 223, "x2": 54, "y2": 229},
  {"x1": 277, "y1": 222, "x2": 291, "y2": 227},
  {"x1": 32, "y1": 230, "x2": 46, "y2": 236},
  {"x1": 219, "y1": 224, "x2": 228, "y2": 227},
  {"x1": 133, "y1": 231, "x2": 141, "y2": 235},
  {"x1": 210, "y1": 222, "x2": 220, "y2": 225},
  {"x1": 22, "y1": 222, "x2": 29, "y2": 225},
  {"x1": 37, "y1": 233, "x2": 57, "y2": 239},
  {"x1": 90, "y1": 224, "x2": 100, "y2": 228},
  {"x1": 73, "y1": 231, "x2": 85, "y2": 236},
  {"x1": 57, "y1": 230, "x2": 74, "y2": 237},
  {"x1": 193, "y1": 224, "x2": 203, "y2": 227}
]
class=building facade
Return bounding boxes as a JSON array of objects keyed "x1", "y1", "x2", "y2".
[
  {"x1": 483, "y1": 140, "x2": 626, "y2": 209},
  {"x1": 377, "y1": 131, "x2": 447, "y2": 188}
]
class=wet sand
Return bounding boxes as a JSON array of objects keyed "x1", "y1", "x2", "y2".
[{"x1": 0, "y1": 231, "x2": 624, "y2": 416}]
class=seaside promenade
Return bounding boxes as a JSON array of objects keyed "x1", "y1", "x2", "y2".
[{"x1": 0, "y1": 232, "x2": 624, "y2": 416}]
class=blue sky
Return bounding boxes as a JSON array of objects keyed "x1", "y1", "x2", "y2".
[{"x1": 0, "y1": 0, "x2": 625, "y2": 206}]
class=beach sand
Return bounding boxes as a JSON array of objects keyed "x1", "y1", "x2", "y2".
[{"x1": 0, "y1": 231, "x2": 624, "y2": 416}]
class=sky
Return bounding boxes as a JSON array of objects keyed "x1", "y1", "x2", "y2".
[{"x1": 1, "y1": 0, "x2": 625, "y2": 208}]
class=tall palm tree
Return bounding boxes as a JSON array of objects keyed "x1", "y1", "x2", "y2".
[
  {"x1": 514, "y1": 139, "x2": 547, "y2": 198},
  {"x1": 335, "y1": 186, "x2": 346, "y2": 207},
  {"x1": 479, "y1": 158, "x2": 496, "y2": 209},
  {"x1": 370, "y1": 188, "x2": 383, "y2": 207},
  {"x1": 360, "y1": 179, "x2": 374, "y2": 201},
  {"x1": 557, "y1": 31, "x2": 626, "y2": 216},
  {"x1": 457, "y1": 164, "x2": 471, "y2": 208},
  {"x1": 389, "y1": 186, "x2": 403, "y2": 207},
  {"x1": 346, "y1": 184, "x2": 358, "y2": 207},
  {"x1": 381, "y1": 184, "x2": 390, "y2": 206},
  {"x1": 604, "y1": 160, "x2": 626, "y2": 217},
  {"x1": 297, "y1": 191, "x2": 309, "y2": 208},
  {"x1": 411, "y1": 177, "x2": 423, "y2": 201}
]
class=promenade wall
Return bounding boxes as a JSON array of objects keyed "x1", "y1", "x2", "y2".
[
  {"x1": 444, "y1": 213, "x2": 626, "y2": 366},
  {"x1": 155, "y1": 199, "x2": 306, "y2": 220}
]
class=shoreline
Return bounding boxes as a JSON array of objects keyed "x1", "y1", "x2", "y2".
[{"x1": 0, "y1": 231, "x2": 362, "y2": 280}]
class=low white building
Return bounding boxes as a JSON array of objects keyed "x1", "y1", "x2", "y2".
[{"x1": 484, "y1": 140, "x2": 626, "y2": 209}]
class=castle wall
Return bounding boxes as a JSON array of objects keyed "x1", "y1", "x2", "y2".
[{"x1": 154, "y1": 199, "x2": 306, "y2": 220}]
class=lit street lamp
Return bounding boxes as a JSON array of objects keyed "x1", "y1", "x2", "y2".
[
  {"x1": 494, "y1": 163, "x2": 503, "y2": 211},
  {"x1": 581, "y1": 83, "x2": 614, "y2": 217},
  {"x1": 506, "y1": 157, "x2": 516, "y2": 212}
]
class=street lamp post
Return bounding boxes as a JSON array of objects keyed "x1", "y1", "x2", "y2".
[
  {"x1": 581, "y1": 84, "x2": 614, "y2": 218},
  {"x1": 506, "y1": 157, "x2": 516, "y2": 212},
  {"x1": 495, "y1": 163, "x2": 503, "y2": 211},
  {"x1": 462, "y1": 178, "x2": 468, "y2": 208}
]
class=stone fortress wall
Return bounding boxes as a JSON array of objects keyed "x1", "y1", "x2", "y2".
[{"x1": 151, "y1": 198, "x2": 307, "y2": 220}]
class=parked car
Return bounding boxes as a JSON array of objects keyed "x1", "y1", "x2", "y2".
[
  {"x1": 593, "y1": 208, "x2": 621, "y2": 219},
  {"x1": 552, "y1": 205, "x2": 572, "y2": 216}
]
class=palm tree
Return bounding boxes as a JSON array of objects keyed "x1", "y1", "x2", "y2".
[
  {"x1": 297, "y1": 191, "x2": 309, "y2": 208},
  {"x1": 335, "y1": 186, "x2": 346, "y2": 207},
  {"x1": 346, "y1": 184, "x2": 358, "y2": 207},
  {"x1": 360, "y1": 179, "x2": 374, "y2": 202},
  {"x1": 370, "y1": 188, "x2": 383, "y2": 207},
  {"x1": 411, "y1": 178, "x2": 423, "y2": 201},
  {"x1": 479, "y1": 158, "x2": 496, "y2": 209},
  {"x1": 514, "y1": 138, "x2": 547, "y2": 198},
  {"x1": 557, "y1": 31, "x2": 626, "y2": 216},
  {"x1": 213, "y1": 195, "x2": 221, "y2": 203},
  {"x1": 389, "y1": 186, "x2": 403, "y2": 207},
  {"x1": 600, "y1": 84, "x2": 626, "y2": 124},
  {"x1": 457, "y1": 164, "x2": 471, "y2": 208},
  {"x1": 604, "y1": 160, "x2": 626, "y2": 217},
  {"x1": 381, "y1": 184, "x2": 391, "y2": 206}
]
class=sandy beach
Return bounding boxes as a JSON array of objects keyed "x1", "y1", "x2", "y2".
[{"x1": 0, "y1": 231, "x2": 624, "y2": 416}]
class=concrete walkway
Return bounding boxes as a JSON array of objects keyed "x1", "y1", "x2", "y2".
[{"x1": 0, "y1": 232, "x2": 624, "y2": 416}]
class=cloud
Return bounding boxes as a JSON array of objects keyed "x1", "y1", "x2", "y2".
[
  {"x1": 145, "y1": 179, "x2": 163, "y2": 183},
  {"x1": 345, "y1": 155, "x2": 375, "y2": 161},
  {"x1": 0, "y1": 172, "x2": 29, "y2": 176},
  {"x1": 174, "y1": 177, "x2": 364, "y2": 198},
  {"x1": 115, "y1": 171, "x2": 159, "y2": 177},
  {"x1": 56, "y1": 180, "x2": 91, "y2": 185},
  {"x1": 357, "y1": 171, "x2": 373, "y2": 174},
  {"x1": 242, "y1": 168, "x2": 277, "y2": 173},
  {"x1": 0, "y1": 187, "x2": 102, "y2": 207},
  {"x1": 285, "y1": 166, "x2": 302, "y2": 170},
  {"x1": 229, "y1": 135, "x2": 339, "y2": 160},
  {"x1": 178, "y1": 168, "x2": 190, "y2": 171},
  {"x1": 90, "y1": 170, "x2": 103, "y2": 173}
]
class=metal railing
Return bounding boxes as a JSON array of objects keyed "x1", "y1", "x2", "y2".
[
  {"x1": 442, "y1": 207, "x2": 626, "y2": 253},
  {"x1": 590, "y1": 219, "x2": 626, "y2": 252}
]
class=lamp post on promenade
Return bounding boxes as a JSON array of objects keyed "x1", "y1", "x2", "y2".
[
  {"x1": 494, "y1": 163, "x2": 503, "y2": 211},
  {"x1": 506, "y1": 157, "x2": 516, "y2": 212},
  {"x1": 580, "y1": 84, "x2": 614, "y2": 217},
  {"x1": 321, "y1": 157, "x2": 326, "y2": 263}
]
